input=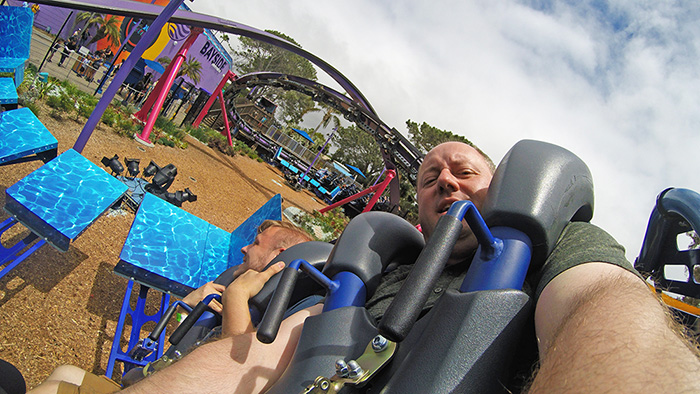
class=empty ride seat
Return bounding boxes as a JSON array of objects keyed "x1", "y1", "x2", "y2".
[
  {"x1": 0, "y1": 6, "x2": 33, "y2": 87},
  {"x1": 5, "y1": 149, "x2": 127, "y2": 251},
  {"x1": 0, "y1": 107, "x2": 58, "y2": 165},
  {"x1": 0, "y1": 77, "x2": 18, "y2": 109}
]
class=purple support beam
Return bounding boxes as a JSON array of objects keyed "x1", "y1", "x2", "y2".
[
  {"x1": 372, "y1": 167, "x2": 387, "y2": 187},
  {"x1": 72, "y1": 0, "x2": 186, "y2": 153},
  {"x1": 298, "y1": 127, "x2": 335, "y2": 187},
  {"x1": 30, "y1": 0, "x2": 376, "y2": 115}
]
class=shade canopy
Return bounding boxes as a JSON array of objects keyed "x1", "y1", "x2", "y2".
[
  {"x1": 291, "y1": 128, "x2": 314, "y2": 144},
  {"x1": 143, "y1": 58, "x2": 166, "y2": 74},
  {"x1": 346, "y1": 164, "x2": 366, "y2": 178},
  {"x1": 332, "y1": 162, "x2": 351, "y2": 177}
]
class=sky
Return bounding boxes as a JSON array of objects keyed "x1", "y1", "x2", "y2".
[{"x1": 191, "y1": 0, "x2": 700, "y2": 262}]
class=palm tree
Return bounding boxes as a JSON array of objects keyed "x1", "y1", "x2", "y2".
[
  {"x1": 313, "y1": 106, "x2": 341, "y2": 133},
  {"x1": 75, "y1": 12, "x2": 121, "y2": 47},
  {"x1": 177, "y1": 56, "x2": 202, "y2": 85},
  {"x1": 153, "y1": 56, "x2": 202, "y2": 84}
]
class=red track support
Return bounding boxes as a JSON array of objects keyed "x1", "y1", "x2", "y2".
[
  {"x1": 216, "y1": 89, "x2": 233, "y2": 145},
  {"x1": 135, "y1": 27, "x2": 203, "y2": 144},
  {"x1": 192, "y1": 70, "x2": 237, "y2": 146},
  {"x1": 320, "y1": 170, "x2": 396, "y2": 214}
]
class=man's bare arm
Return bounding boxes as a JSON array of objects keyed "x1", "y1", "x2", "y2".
[
  {"x1": 182, "y1": 281, "x2": 225, "y2": 313},
  {"x1": 123, "y1": 304, "x2": 323, "y2": 394},
  {"x1": 531, "y1": 262, "x2": 700, "y2": 392},
  {"x1": 221, "y1": 263, "x2": 285, "y2": 337}
]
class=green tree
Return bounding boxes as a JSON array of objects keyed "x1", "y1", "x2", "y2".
[
  {"x1": 76, "y1": 13, "x2": 120, "y2": 47},
  {"x1": 405, "y1": 119, "x2": 477, "y2": 155},
  {"x1": 398, "y1": 177, "x2": 419, "y2": 224},
  {"x1": 276, "y1": 90, "x2": 316, "y2": 125},
  {"x1": 178, "y1": 56, "x2": 202, "y2": 85},
  {"x1": 157, "y1": 56, "x2": 171, "y2": 68},
  {"x1": 331, "y1": 125, "x2": 384, "y2": 185},
  {"x1": 233, "y1": 30, "x2": 317, "y2": 79},
  {"x1": 155, "y1": 56, "x2": 202, "y2": 85},
  {"x1": 313, "y1": 105, "x2": 341, "y2": 134}
]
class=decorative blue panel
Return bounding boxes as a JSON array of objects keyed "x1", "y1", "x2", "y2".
[
  {"x1": 198, "y1": 225, "x2": 231, "y2": 286},
  {"x1": 119, "y1": 194, "x2": 216, "y2": 290},
  {"x1": 5, "y1": 149, "x2": 127, "y2": 251},
  {"x1": 0, "y1": 107, "x2": 57, "y2": 164},
  {"x1": 0, "y1": 6, "x2": 33, "y2": 59},
  {"x1": 0, "y1": 77, "x2": 18, "y2": 104},
  {"x1": 0, "y1": 58, "x2": 25, "y2": 73},
  {"x1": 116, "y1": 194, "x2": 282, "y2": 294},
  {"x1": 0, "y1": 6, "x2": 33, "y2": 86},
  {"x1": 227, "y1": 194, "x2": 282, "y2": 267}
]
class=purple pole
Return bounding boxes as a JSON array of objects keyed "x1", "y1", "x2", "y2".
[
  {"x1": 372, "y1": 167, "x2": 386, "y2": 187},
  {"x1": 298, "y1": 127, "x2": 336, "y2": 186},
  {"x1": 72, "y1": 0, "x2": 186, "y2": 153},
  {"x1": 94, "y1": 0, "x2": 159, "y2": 96}
]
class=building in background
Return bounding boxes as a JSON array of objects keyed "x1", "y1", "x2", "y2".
[{"x1": 7, "y1": 0, "x2": 232, "y2": 94}]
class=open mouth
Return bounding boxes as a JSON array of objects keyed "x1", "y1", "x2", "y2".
[{"x1": 438, "y1": 200, "x2": 457, "y2": 214}]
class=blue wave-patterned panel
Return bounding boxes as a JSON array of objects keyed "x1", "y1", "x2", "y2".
[
  {"x1": 227, "y1": 194, "x2": 282, "y2": 267},
  {"x1": 119, "y1": 194, "x2": 217, "y2": 289},
  {"x1": 0, "y1": 6, "x2": 33, "y2": 59},
  {"x1": 197, "y1": 226, "x2": 231, "y2": 287},
  {"x1": 0, "y1": 107, "x2": 57, "y2": 163},
  {"x1": 0, "y1": 58, "x2": 24, "y2": 73},
  {"x1": 0, "y1": 77, "x2": 17, "y2": 104},
  {"x1": 5, "y1": 149, "x2": 127, "y2": 251}
]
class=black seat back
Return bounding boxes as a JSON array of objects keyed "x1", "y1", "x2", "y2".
[
  {"x1": 270, "y1": 140, "x2": 595, "y2": 393},
  {"x1": 636, "y1": 188, "x2": 700, "y2": 299},
  {"x1": 482, "y1": 139, "x2": 593, "y2": 267}
]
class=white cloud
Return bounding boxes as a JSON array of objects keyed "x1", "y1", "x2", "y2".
[{"x1": 192, "y1": 0, "x2": 700, "y2": 261}]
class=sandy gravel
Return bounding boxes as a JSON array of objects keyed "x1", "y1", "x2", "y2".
[{"x1": 0, "y1": 102, "x2": 326, "y2": 388}]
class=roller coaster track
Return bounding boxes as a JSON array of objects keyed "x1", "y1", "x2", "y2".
[
  {"x1": 29, "y1": 0, "x2": 376, "y2": 113},
  {"x1": 30, "y1": 0, "x2": 425, "y2": 207},
  {"x1": 230, "y1": 73, "x2": 422, "y2": 181}
]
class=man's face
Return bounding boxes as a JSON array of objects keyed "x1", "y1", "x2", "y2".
[
  {"x1": 239, "y1": 227, "x2": 283, "y2": 273},
  {"x1": 417, "y1": 142, "x2": 493, "y2": 264}
]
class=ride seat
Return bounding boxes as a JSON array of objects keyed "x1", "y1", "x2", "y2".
[{"x1": 262, "y1": 139, "x2": 594, "y2": 393}]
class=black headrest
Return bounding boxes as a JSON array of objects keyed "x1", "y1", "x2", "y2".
[
  {"x1": 322, "y1": 212, "x2": 425, "y2": 299},
  {"x1": 481, "y1": 140, "x2": 594, "y2": 266}
]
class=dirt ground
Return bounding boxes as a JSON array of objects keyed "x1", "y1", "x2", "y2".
[{"x1": 0, "y1": 101, "x2": 326, "y2": 389}]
